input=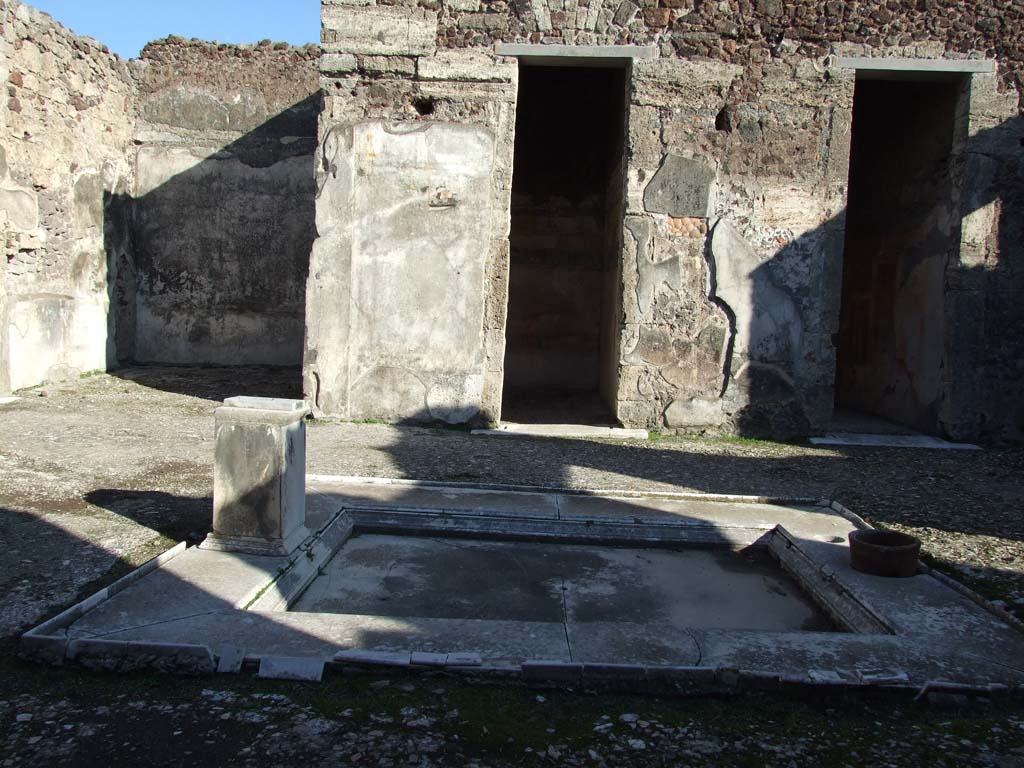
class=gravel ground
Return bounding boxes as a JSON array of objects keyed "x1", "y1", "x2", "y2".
[{"x1": 1, "y1": 365, "x2": 1023, "y2": 766}]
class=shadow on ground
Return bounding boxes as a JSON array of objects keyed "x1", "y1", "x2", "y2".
[{"x1": 111, "y1": 365, "x2": 303, "y2": 402}]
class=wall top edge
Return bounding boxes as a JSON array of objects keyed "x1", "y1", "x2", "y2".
[{"x1": 833, "y1": 56, "x2": 995, "y2": 74}]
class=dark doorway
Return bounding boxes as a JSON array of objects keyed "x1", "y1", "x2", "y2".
[
  {"x1": 835, "y1": 76, "x2": 964, "y2": 435},
  {"x1": 502, "y1": 65, "x2": 627, "y2": 426}
]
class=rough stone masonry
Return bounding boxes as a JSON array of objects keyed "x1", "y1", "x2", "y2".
[
  {"x1": 0, "y1": 0, "x2": 319, "y2": 390},
  {"x1": 1, "y1": 0, "x2": 1023, "y2": 441},
  {"x1": 306, "y1": 0, "x2": 1023, "y2": 441}
]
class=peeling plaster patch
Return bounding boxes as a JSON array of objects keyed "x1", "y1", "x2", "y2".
[
  {"x1": 625, "y1": 216, "x2": 678, "y2": 319},
  {"x1": 7, "y1": 296, "x2": 107, "y2": 392},
  {"x1": 134, "y1": 147, "x2": 208, "y2": 198},
  {"x1": 334, "y1": 122, "x2": 494, "y2": 423},
  {"x1": 141, "y1": 90, "x2": 232, "y2": 132},
  {"x1": 620, "y1": 324, "x2": 640, "y2": 360},
  {"x1": 315, "y1": 125, "x2": 354, "y2": 230},
  {"x1": 0, "y1": 186, "x2": 39, "y2": 231},
  {"x1": 709, "y1": 220, "x2": 802, "y2": 367},
  {"x1": 753, "y1": 185, "x2": 827, "y2": 238}
]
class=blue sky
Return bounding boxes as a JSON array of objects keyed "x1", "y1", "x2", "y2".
[{"x1": 28, "y1": 1, "x2": 321, "y2": 59}]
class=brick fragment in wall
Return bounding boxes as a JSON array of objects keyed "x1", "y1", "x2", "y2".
[
  {"x1": 642, "y1": 8, "x2": 670, "y2": 28},
  {"x1": 667, "y1": 217, "x2": 707, "y2": 239}
]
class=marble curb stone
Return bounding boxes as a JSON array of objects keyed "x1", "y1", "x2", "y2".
[{"x1": 258, "y1": 656, "x2": 325, "y2": 682}]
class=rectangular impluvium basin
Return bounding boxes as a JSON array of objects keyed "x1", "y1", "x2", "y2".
[
  {"x1": 292, "y1": 534, "x2": 836, "y2": 633},
  {"x1": 22, "y1": 479, "x2": 1024, "y2": 691}
]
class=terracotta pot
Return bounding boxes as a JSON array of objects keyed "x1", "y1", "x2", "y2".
[{"x1": 848, "y1": 529, "x2": 921, "y2": 578}]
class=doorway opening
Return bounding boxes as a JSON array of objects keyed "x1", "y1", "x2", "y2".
[
  {"x1": 834, "y1": 75, "x2": 965, "y2": 436},
  {"x1": 501, "y1": 64, "x2": 628, "y2": 426}
]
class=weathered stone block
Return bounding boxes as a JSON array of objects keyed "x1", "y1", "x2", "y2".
[
  {"x1": 360, "y1": 56, "x2": 417, "y2": 77},
  {"x1": 612, "y1": 0, "x2": 639, "y2": 26},
  {"x1": 643, "y1": 155, "x2": 716, "y2": 218},
  {"x1": 202, "y1": 397, "x2": 311, "y2": 556},
  {"x1": 457, "y1": 12, "x2": 509, "y2": 31},
  {"x1": 664, "y1": 398, "x2": 727, "y2": 429},
  {"x1": 417, "y1": 50, "x2": 515, "y2": 83},
  {"x1": 321, "y1": 52, "x2": 358, "y2": 75},
  {"x1": 322, "y1": 5, "x2": 438, "y2": 57},
  {"x1": 628, "y1": 105, "x2": 662, "y2": 165},
  {"x1": 258, "y1": 656, "x2": 325, "y2": 681},
  {"x1": 632, "y1": 59, "x2": 742, "y2": 109}
]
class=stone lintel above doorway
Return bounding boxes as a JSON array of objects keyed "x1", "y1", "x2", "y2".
[
  {"x1": 832, "y1": 56, "x2": 995, "y2": 74},
  {"x1": 495, "y1": 43, "x2": 657, "y2": 67}
]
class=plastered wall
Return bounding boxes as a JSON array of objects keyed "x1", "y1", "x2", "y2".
[{"x1": 126, "y1": 39, "x2": 320, "y2": 367}]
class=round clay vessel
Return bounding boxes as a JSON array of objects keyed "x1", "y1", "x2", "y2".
[{"x1": 848, "y1": 529, "x2": 921, "y2": 578}]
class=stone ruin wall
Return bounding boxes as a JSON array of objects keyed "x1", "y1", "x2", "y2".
[
  {"x1": 308, "y1": 0, "x2": 1024, "y2": 440},
  {"x1": 1, "y1": 0, "x2": 1021, "y2": 441},
  {"x1": 432, "y1": 0, "x2": 1024, "y2": 90},
  {"x1": 126, "y1": 39, "x2": 320, "y2": 367},
  {"x1": 432, "y1": 0, "x2": 1024, "y2": 439},
  {"x1": 0, "y1": 0, "x2": 134, "y2": 393},
  {"x1": 0, "y1": 1, "x2": 321, "y2": 395}
]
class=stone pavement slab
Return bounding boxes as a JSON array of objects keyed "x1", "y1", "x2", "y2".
[
  {"x1": 90, "y1": 611, "x2": 573, "y2": 663},
  {"x1": 566, "y1": 621, "x2": 701, "y2": 667},
  {"x1": 472, "y1": 423, "x2": 650, "y2": 440},
  {"x1": 307, "y1": 477, "x2": 560, "y2": 519},
  {"x1": 810, "y1": 434, "x2": 981, "y2": 450},
  {"x1": 67, "y1": 547, "x2": 289, "y2": 637}
]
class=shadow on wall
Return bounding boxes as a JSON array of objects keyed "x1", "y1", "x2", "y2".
[
  {"x1": 101, "y1": 92, "x2": 322, "y2": 398},
  {"x1": 722, "y1": 107, "x2": 1023, "y2": 444},
  {"x1": 88, "y1": 84, "x2": 1023, "y2": 442}
]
